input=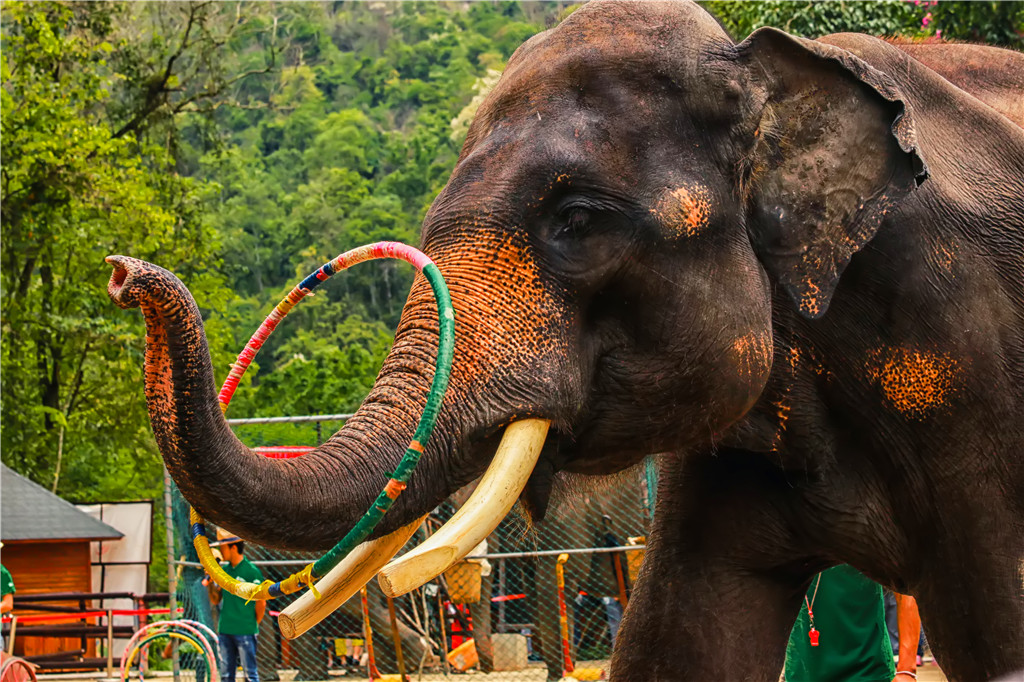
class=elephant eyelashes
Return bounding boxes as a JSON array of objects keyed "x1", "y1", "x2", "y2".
[{"x1": 555, "y1": 207, "x2": 593, "y2": 240}]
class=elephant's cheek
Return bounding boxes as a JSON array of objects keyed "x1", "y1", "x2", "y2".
[{"x1": 433, "y1": 233, "x2": 572, "y2": 393}]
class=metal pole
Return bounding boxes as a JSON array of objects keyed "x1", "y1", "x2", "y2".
[
  {"x1": 175, "y1": 545, "x2": 648, "y2": 570},
  {"x1": 436, "y1": 588, "x2": 450, "y2": 677},
  {"x1": 164, "y1": 466, "x2": 180, "y2": 682},
  {"x1": 225, "y1": 413, "x2": 354, "y2": 426},
  {"x1": 463, "y1": 546, "x2": 647, "y2": 561}
]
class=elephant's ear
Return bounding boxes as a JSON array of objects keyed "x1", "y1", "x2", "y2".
[{"x1": 738, "y1": 28, "x2": 927, "y2": 318}]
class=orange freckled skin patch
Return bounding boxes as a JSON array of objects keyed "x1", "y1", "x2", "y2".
[
  {"x1": 731, "y1": 333, "x2": 772, "y2": 381},
  {"x1": 143, "y1": 309, "x2": 179, "y2": 438},
  {"x1": 799, "y1": 273, "x2": 824, "y2": 317},
  {"x1": 402, "y1": 232, "x2": 567, "y2": 395},
  {"x1": 933, "y1": 237, "x2": 958, "y2": 273},
  {"x1": 769, "y1": 347, "x2": 800, "y2": 452},
  {"x1": 650, "y1": 184, "x2": 712, "y2": 238},
  {"x1": 869, "y1": 347, "x2": 962, "y2": 420}
]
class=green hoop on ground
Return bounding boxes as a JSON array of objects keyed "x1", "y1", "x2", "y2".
[{"x1": 191, "y1": 242, "x2": 454, "y2": 603}]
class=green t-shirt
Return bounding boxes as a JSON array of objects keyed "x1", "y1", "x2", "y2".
[
  {"x1": 1, "y1": 565, "x2": 15, "y2": 597},
  {"x1": 218, "y1": 557, "x2": 262, "y2": 636},
  {"x1": 785, "y1": 565, "x2": 895, "y2": 682}
]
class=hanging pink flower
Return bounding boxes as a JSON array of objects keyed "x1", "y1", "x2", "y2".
[{"x1": 921, "y1": 12, "x2": 933, "y2": 27}]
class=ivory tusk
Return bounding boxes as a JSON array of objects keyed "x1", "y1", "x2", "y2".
[
  {"x1": 377, "y1": 418, "x2": 551, "y2": 598},
  {"x1": 279, "y1": 516, "x2": 426, "y2": 640}
]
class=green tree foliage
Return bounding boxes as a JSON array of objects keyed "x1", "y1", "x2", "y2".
[
  {"x1": 2, "y1": 2, "x2": 212, "y2": 497},
  {"x1": 0, "y1": 1, "x2": 278, "y2": 587},
  {"x1": 703, "y1": 0, "x2": 1023, "y2": 47},
  {"x1": 929, "y1": 2, "x2": 1024, "y2": 47}
]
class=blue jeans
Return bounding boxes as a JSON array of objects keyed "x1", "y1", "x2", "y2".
[
  {"x1": 602, "y1": 597, "x2": 623, "y2": 646},
  {"x1": 219, "y1": 633, "x2": 259, "y2": 682}
]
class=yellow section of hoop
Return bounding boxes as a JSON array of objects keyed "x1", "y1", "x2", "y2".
[{"x1": 191, "y1": 508, "x2": 273, "y2": 602}]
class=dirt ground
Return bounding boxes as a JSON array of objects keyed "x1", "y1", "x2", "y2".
[
  {"x1": 103, "y1": 659, "x2": 951, "y2": 681},
  {"x1": 83, "y1": 659, "x2": 946, "y2": 679},
  {"x1": 271, "y1": 660, "x2": 951, "y2": 681},
  {"x1": 917, "y1": 664, "x2": 949, "y2": 682}
]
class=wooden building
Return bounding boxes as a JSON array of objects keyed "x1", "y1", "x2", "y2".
[{"x1": 0, "y1": 464, "x2": 123, "y2": 659}]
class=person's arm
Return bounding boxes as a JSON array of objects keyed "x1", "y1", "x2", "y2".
[
  {"x1": 255, "y1": 598, "x2": 266, "y2": 625},
  {"x1": 1, "y1": 592, "x2": 13, "y2": 615},
  {"x1": 892, "y1": 592, "x2": 922, "y2": 681},
  {"x1": 207, "y1": 573, "x2": 222, "y2": 605}
]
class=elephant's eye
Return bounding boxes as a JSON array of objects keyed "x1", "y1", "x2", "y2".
[{"x1": 556, "y1": 207, "x2": 592, "y2": 240}]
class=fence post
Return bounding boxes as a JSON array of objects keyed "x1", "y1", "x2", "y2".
[
  {"x1": 164, "y1": 466, "x2": 180, "y2": 682},
  {"x1": 106, "y1": 609, "x2": 114, "y2": 678},
  {"x1": 497, "y1": 559, "x2": 506, "y2": 633},
  {"x1": 386, "y1": 597, "x2": 407, "y2": 679},
  {"x1": 6, "y1": 615, "x2": 16, "y2": 655}
]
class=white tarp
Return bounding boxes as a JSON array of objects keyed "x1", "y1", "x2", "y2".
[{"x1": 78, "y1": 501, "x2": 153, "y2": 656}]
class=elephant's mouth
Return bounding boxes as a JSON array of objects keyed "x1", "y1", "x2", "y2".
[
  {"x1": 279, "y1": 419, "x2": 554, "y2": 635},
  {"x1": 293, "y1": 419, "x2": 554, "y2": 603},
  {"x1": 377, "y1": 418, "x2": 551, "y2": 597}
]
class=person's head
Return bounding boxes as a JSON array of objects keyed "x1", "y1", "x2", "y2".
[
  {"x1": 214, "y1": 529, "x2": 245, "y2": 565},
  {"x1": 220, "y1": 540, "x2": 245, "y2": 565}
]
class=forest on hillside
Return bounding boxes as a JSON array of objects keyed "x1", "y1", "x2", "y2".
[{"x1": 2, "y1": 0, "x2": 1021, "y2": 585}]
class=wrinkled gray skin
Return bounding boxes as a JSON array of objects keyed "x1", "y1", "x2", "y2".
[{"x1": 111, "y1": 1, "x2": 1024, "y2": 680}]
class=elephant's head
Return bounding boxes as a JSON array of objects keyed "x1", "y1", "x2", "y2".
[{"x1": 108, "y1": 0, "x2": 924, "y2": 592}]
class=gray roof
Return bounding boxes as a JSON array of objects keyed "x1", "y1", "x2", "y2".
[{"x1": 1, "y1": 465, "x2": 123, "y2": 542}]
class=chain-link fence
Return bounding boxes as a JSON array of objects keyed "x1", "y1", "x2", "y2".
[{"x1": 169, "y1": 417, "x2": 659, "y2": 682}]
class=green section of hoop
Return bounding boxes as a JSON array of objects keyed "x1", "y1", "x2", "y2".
[{"x1": 311, "y1": 261, "x2": 453, "y2": 578}]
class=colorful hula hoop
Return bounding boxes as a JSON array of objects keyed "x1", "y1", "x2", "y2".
[
  {"x1": 192, "y1": 241, "x2": 454, "y2": 602},
  {"x1": 121, "y1": 620, "x2": 218, "y2": 682},
  {"x1": 122, "y1": 631, "x2": 210, "y2": 682}
]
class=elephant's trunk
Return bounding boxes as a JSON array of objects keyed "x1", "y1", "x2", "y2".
[{"x1": 106, "y1": 255, "x2": 449, "y2": 551}]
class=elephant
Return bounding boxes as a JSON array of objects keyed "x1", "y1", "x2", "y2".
[
  {"x1": 885, "y1": 39, "x2": 1024, "y2": 127},
  {"x1": 107, "y1": 1, "x2": 1024, "y2": 680}
]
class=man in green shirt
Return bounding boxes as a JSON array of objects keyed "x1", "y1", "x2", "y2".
[
  {"x1": 210, "y1": 534, "x2": 265, "y2": 682},
  {"x1": 785, "y1": 564, "x2": 920, "y2": 682},
  {"x1": 2, "y1": 559, "x2": 16, "y2": 652},
  {"x1": 1, "y1": 563, "x2": 15, "y2": 615}
]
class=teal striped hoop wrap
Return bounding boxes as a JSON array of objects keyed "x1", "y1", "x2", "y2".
[{"x1": 194, "y1": 241, "x2": 454, "y2": 600}]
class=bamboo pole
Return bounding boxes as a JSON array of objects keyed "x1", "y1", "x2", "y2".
[
  {"x1": 436, "y1": 588, "x2": 450, "y2": 677},
  {"x1": 386, "y1": 597, "x2": 407, "y2": 680},
  {"x1": 7, "y1": 616, "x2": 16, "y2": 655},
  {"x1": 106, "y1": 609, "x2": 114, "y2": 678}
]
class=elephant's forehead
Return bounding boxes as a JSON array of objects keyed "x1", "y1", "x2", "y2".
[
  {"x1": 487, "y1": 0, "x2": 733, "y2": 108},
  {"x1": 468, "y1": 9, "x2": 737, "y2": 165}
]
